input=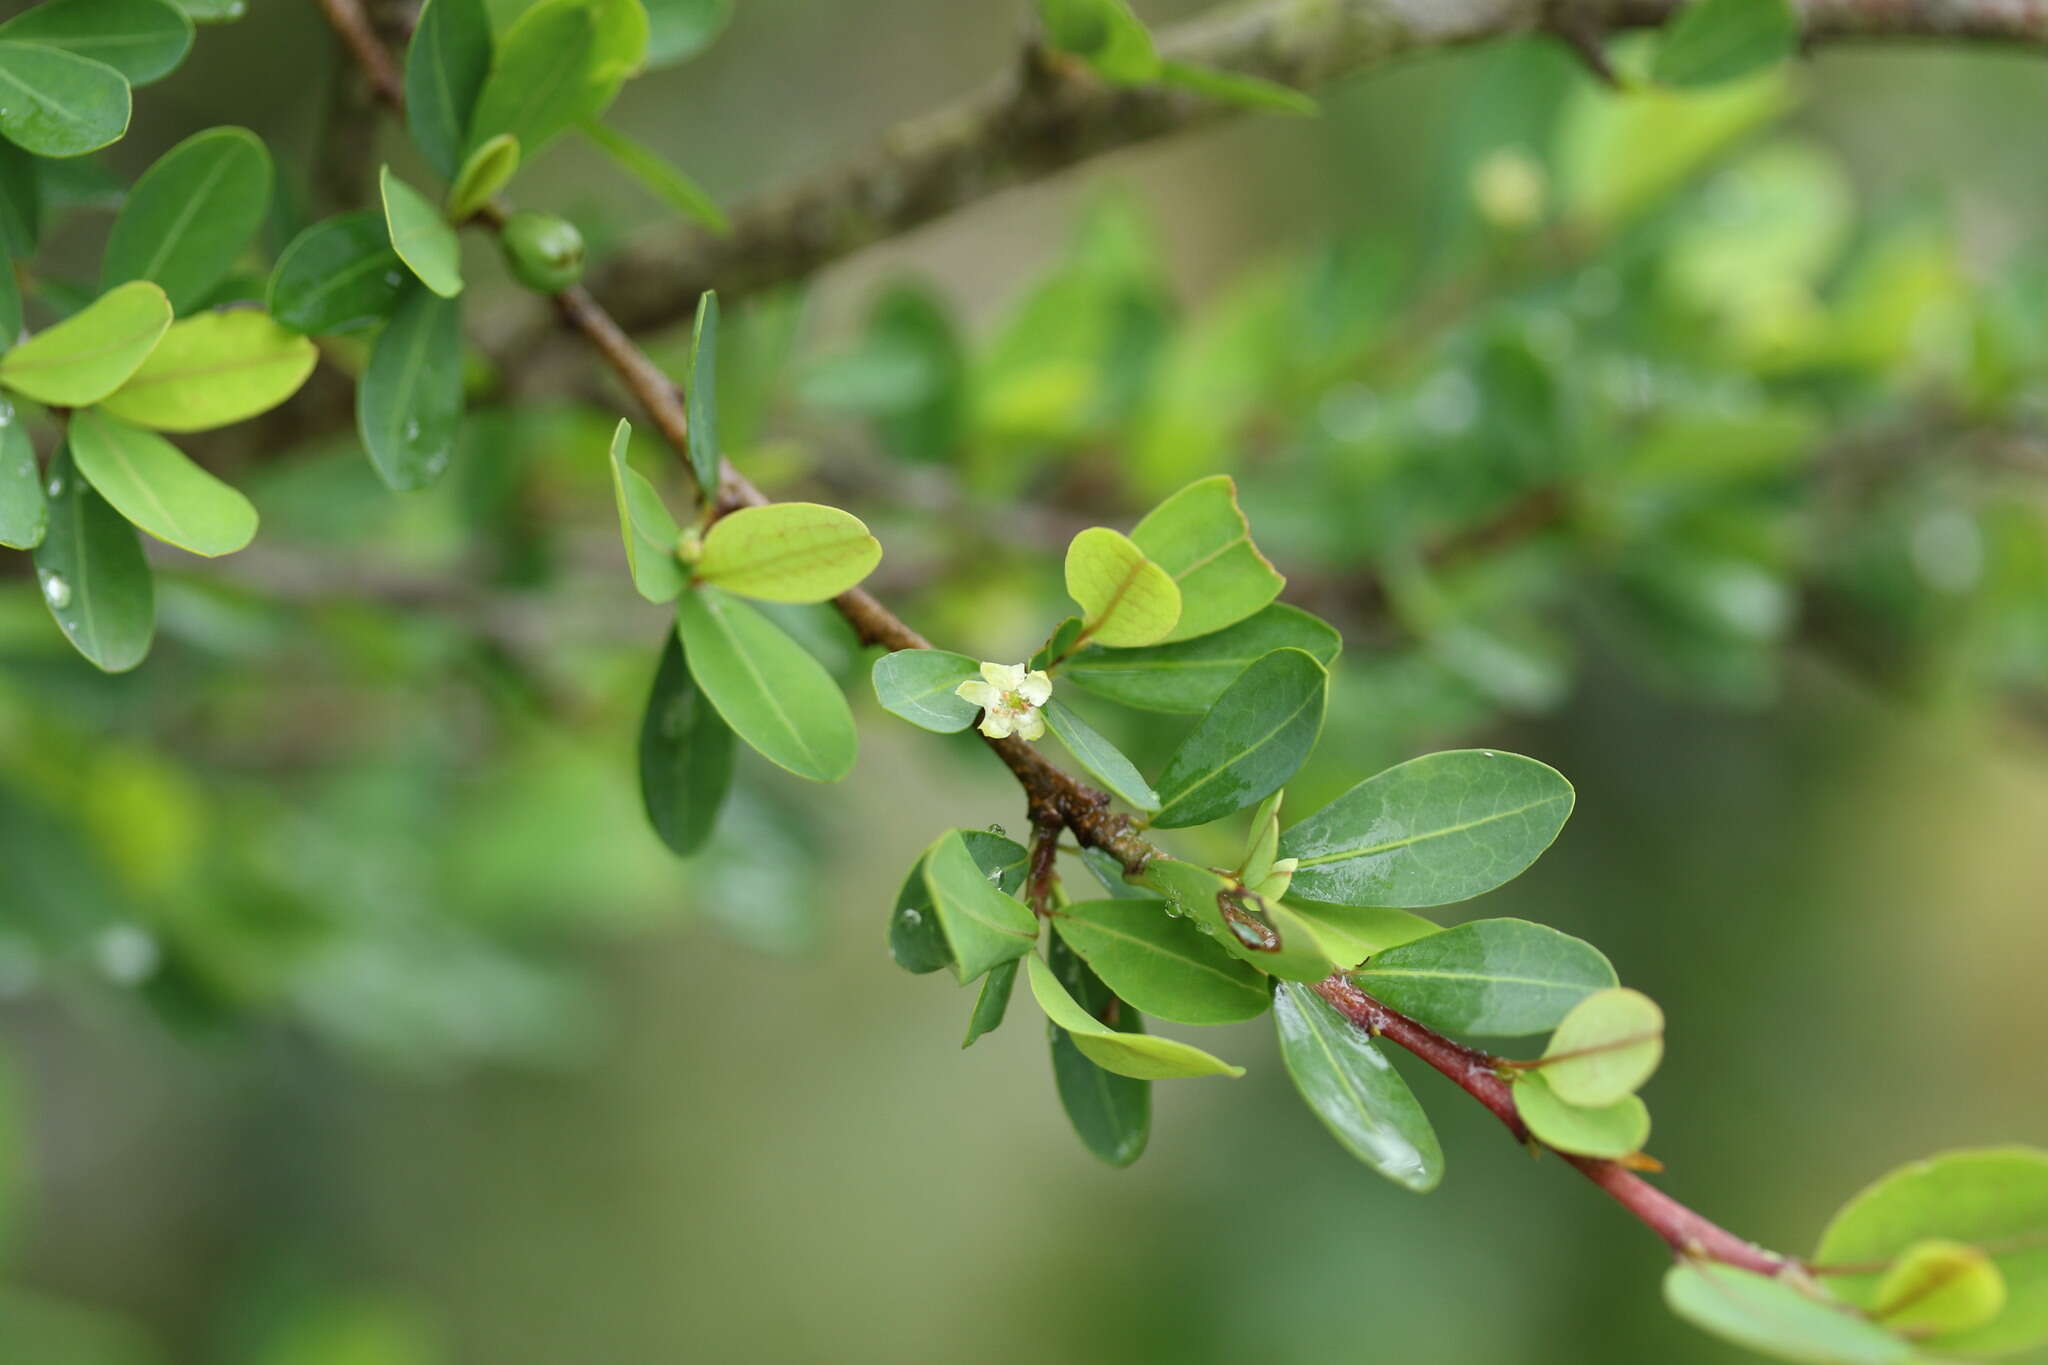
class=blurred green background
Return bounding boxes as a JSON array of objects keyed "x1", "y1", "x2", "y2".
[{"x1": 3, "y1": 1, "x2": 2047, "y2": 1362}]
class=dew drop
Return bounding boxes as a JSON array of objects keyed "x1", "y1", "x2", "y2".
[
  {"x1": 984, "y1": 822, "x2": 1007, "y2": 837},
  {"x1": 40, "y1": 572, "x2": 69, "y2": 609},
  {"x1": 95, "y1": 924, "x2": 160, "y2": 985},
  {"x1": 46, "y1": 475, "x2": 63, "y2": 498},
  {"x1": 900, "y1": 907, "x2": 921, "y2": 927},
  {"x1": 384, "y1": 271, "x2": 403, "y2": 287},
  {"x1": 403, "y1": 418, "x2": 421, "y2": 442},
  {"x1": 0, "y1": 400, "x2": 12, "y2": 427}
]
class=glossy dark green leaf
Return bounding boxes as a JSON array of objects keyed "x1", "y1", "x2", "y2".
[
  {"x1": 1280, "y1": 749, "x2": 1575, "y2": 909},
  {"x1": 1151, "y1": 647, "x2": 1326, "y2": 829},
  {"x1": 871, "y1": 648, "x2": 981, "y2": 733},
  {"x1": 638, "y1": 630, "x2": 733, "y2": 858},
  {"x1": 380, "y1": 166, "x2": 462, "y2": 298},
  {"x1": 922, "y1": 828, "x2": 1038, "y2": 983},
  {"x1": 444, "y1": 133, "x2": 518, "y2": 222},
  {"x1": 1512, "y1": 1071, "x2": 1649, "y2": 1159},
  {"x1": 0, "y1": 0, "x2": 191, "y2": 86},
  {"x1": 33, "y1": 444, "x2": 153, "y2": 672},
  {"x1": 97, "y1": 310, "x2": 316, "y2": 431},
  {"x1": 0, "y1": 279, "x2": 169, "y2": 406},
  {"x1": 0, "y1": 398, "x2": 44, "y2": 549},
  {"x1": 1026, "y1": 954, "x2": 1241, "y2": 1079},
  {"x1": 887, "y1": 831, "x2": 1027, "y2": 975},
  {"x1": 1062, "y1": 603, "x2": 1341, "y2": 714},
  {"x1": 675, "y1": 585, "x2": 857, "y2": 783},
  {"x1": 1274, "y1": 981, "x2": 1442, "y2": 1192},
  {"x1": 1042, "y1": 700, "x2": 1158, "y2": 811},
  {"x1": 0, "y1": 139, "x2": 37, "y2": 253},
  {"x1": 1053, "y1": 897, "x2": 1267, "y2": 1024},
  {"x1": 1080, "y1": 847, "x2": 1149, "y2": 900},
  {"x1": 404, "y1": 0, "x2": 492, "y2": 181},
  {"x1": 357, "y1": 283, "x2": 463, "y2": 491},
  {"x1": 68, "y1": 407, "x2": 255, "y2": 556},
  {"x1": 0, "y1": 41, "x2": 129, "y2": 157},
  {"x1": 1047, "y1": 934, "x2": 1149, "y2": 1166},
  {"x1": 1652, "y1": 0, "x2": 1798, "y2": 89},
  {"x1": 267, "y1": 211, "x2": 405, "y2": 335},
  {"x1": 685, "y1": 289, "x2": 720, "y2": 498},
  {"x1": 1129, "y1": 475, "x2": 1283, "y2": 642},
  {"x1": 99, "y1": 126, "x2": 267, "y2": 313},
  {"x1": 606, "y1": 419, "x2": 685, "y2": 602},
  {"x1": 1664, "y1": 1260, "x2": 1911, "y2": 1365},
  {"x1": 465, "y1": 0, "x2": 645, "y2": 161},
  {"x1": 643, "y1": 0, "x2": 730, "y2": 66},
  {"x1": 579, "y1": 118, "x2": 727, "y2": 232},
  {"x1": 1355, "y1": 918, "x2": 1617, "y2": 1037},
  {"x1": 962, "y1": 957, "x2": 1018, "y2": 1048}
]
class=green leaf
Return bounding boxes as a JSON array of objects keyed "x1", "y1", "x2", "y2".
[
  {"x1": 1053, "y1": 898, "x2": 1269, "y2": 1025},
  {"x1": 99, "y1": 126, "x2": 269, "y2": 312},
  {"x1": 606, "y1": 419, "x2": 686, "y2": 602},
  {"x1": 674, "y1": 585, "x2": 857, "y2": 783},
  {"x1": 685, "y1": 290, "x2": 720, "y2": 499},
  {"x1": 887, "y1": 831, "x2": 1027, "y2": 975},
  {"x1": 693, "y1": 502, "x2": 882, "y2": 603},
  {"x1": 643, "y1": 0, "x2": 730, "y2": 67},
  {"x1": 1128, "y1": 475, "x2": 1283, "y2": 642},
  {"x1": 637, "y1": 630, "x2": 733, "y2": 858},
  {"x1": 1512, "y1": 1071, "x2": 1649, "y2": 1159},
  {"x1": 1277, "y1": 901, "x2": 1439, "y2": 970},
  {"x1": 1151, "y1": 647, "x2": 1325, "y2": 829},
  {"x1": 1063, "y1": 603, "x2": 1341, "y2": 714},
  {"x1": 871, "y1": 649, "x2": 982, "y2": 733},
  {"x1": 67, "y1": 407, "x2": 254, "y2": 556},
  {"x1": 1223, "y1": 896, "x2": 1342, "y2": 982},
  {"x1": 444, "y1": 133, "x2": 518, "y2": 222},
  {"x1": 0, "y1": 279, "x2": 169, "y2": 406},
  {"x1": 0, "y1": 0, "x2": 192, "y2": 86},
  {"x1": 465, "y1": 0, "x2": 646, "y2": 161},
  {"x1": 1240, "y1": 788, "x2": 1283, "y2": 887},
  {"x1": 1664, "y1": 1261, "x2": 1912, "y2": 1365},
  {"x1": 578, "y1": 118, "x2": 728, "y2": 233},
  {"x1": 357, "y1": 283, "x2": 463, "y2": 491},
  {"x1": 1156, "y1": 60, "x2": 1315, "y2": 115},
  {"x1": 1537, "y1": 986, "x2": 1664, "y2": 1107},
  {"x1": 0, "y1": 41, "x2": 129, "y2": 157},
  {"x1": 1274, "y1": 981, "x2": 1443, "y2": 1192},
  {"x1": 170, "y1": 0, "x2": 245, "y2": 21},
  {"x1": 1814, "y1": 1147, "x2": 2048, "y2": 1356},
  {"x1": 1025, "y1": 953, "x2": 1242, "y2": 1080},
  {"x1": 267, "y1": 211, "x2": 405, "y2": 335},
  {"x1": 404, "y1": 0, "x2": 492, "y2": 181},
  {"x1": 1065, "y1": 525, "x2": 1181, "y2": 647},
  {"x1": 1280, "y1": 749, "x2": 1575, "y2": 909},
  {"x1": 1652, "y1": 0, "x2": 1798, "y2": 89},
  {"x1": 380, "y1": 166, "x2": 462, "y2": 299},
  {"x1": 0, "y1": 140, "x2": 37, "y2": 253},
  {"x1": 1042, "y1": 700, "x2": 1159, "y2": 812},
  {"x1": 1037, "y1": 0, "x2": 1157, "y2": 82},
  {"x1": 962, "y1": 957, "x2": 1019, "y2": 1048},
  {"x1": 1871, "y1": 1239, "x2": 2006, "y2": 1337},
  {"x1": 0, "y1": 250, "x2": 18, "y2": 344},
  {"x1": 0, "y1": 398, "x2": 44, "y2": 549},
  {"x1": 921, "y1": 828, "x2": 1038, "y2": 983},
  {"x1": 96, "y1": 310, "x2": 315, "y2": 432},
  {"x1": 33, "y1": 443, "x2": 153, "y2": 672},
  {"x1": 1355, "y1": 918, "x2": 1617, "y2": 1037},
  {"x1": 1046, "y1": 934, "x2": 1150, "y2": 1166}
]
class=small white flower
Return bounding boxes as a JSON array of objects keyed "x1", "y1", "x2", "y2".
[{"x1": 956, "y1": 661, "x2": 1052, "y2": 741}]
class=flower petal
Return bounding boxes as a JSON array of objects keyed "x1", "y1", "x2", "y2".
[
  {"x1": 1019, "y1": 671, "x2": 1052, "y2": 706},
  {"x1": 955, "y1": 680, "x2": 1000, "y2": 709},
  {"x1": 980, "y1": 661, "x2": 1026, "y2": 691},
  {"x1": 1014, "y1": 708, "x2": 1045, "y2": 741},
  {"x1": 978, "y1": 710, "x2": 1016, "y2": 739}
]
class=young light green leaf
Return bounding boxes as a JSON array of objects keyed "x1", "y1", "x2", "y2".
[
  {"x1": 1042, "y1": 700, "x2": 1159, "y2": 812},
  {"x1": 1046, "y1": 934, "x2": 1150, "y2": 1166},
  {"x1": 33, "y1": 444, "x2": 153, "y2": 672},
  {"x1": 871, "y1": 649, "x2": 982, "y2": 733},
  {"x1": 0, "y1": 279, "x2": 170, "y2": 406},
  {"x1": 643, "y1": 0, "x2": 731, "y2": 67},
  {"x1": 67, "y1": 408, "x2": 255, "y2": 556},
  {"x1": 1151, "y1": 647, "x2": 1325, "y2": 829},
  {"x1": 1274, "y1": 981, "x2": 1443, "y2": 1193},
  {"x1": 380, "y1": 166, "x2": 462, "y2": 298},
  {"x1": 1065, "y1": 525, "x2": 1181, "y2": 647},
  {"x1": 0, "y1": 0, "x2": 192, "y2": 86},
  {"x1": 1063, "y1": 603, "x2": 1341, "y2": 713},
  {"x1": 1280, "y1": 749, "x2": 1575, "y2": 908},
  {"x1": 1241, "y1": 788, "x2": 1283, "y2": 886},
  {"x1": 579, "y1": 118, "x2": 728, "y2": 233},
  {"x1": 1278, "y1": 901, "x2": 1439, "y2": 970},
  {"x1": 1052, "y1": 898, "x2": 1269, "y2": 1025},
  {"x1": 685, "y1": 290, "x2": 721, "y2": 499},
  {"x1": 0, "y1": 41, "x2": 130, "y2": 157},
  {"x1": 1221, "y1": 896, "x2": 1342, "y2": 982},
  {"x1": 1664, "y1": 1260, "x2": 1912, "y2": 1365},
  {"x1": 675, "y1": 586, "x2": 857, "y2": 783},
  {"x1": 638, "y1": 630, "x2": 733, "y2": 858},
  {"x1": 1037, "y1": 0, "x2": 1158, "y2": 82},
  {"x1": 1025, "y1": 953, "x2": 1242, "y2": 1080},
  {"x1": 1652, "y1": 0, "x2": 1799, "y2": 89},
  {"x1": 465, "y1": 0, "x2": 646, "y2": 160},
  {"x1": 1871, "y1": 1239, "x2": 2006, "y2": 1337},
  {"x1": 1356, "y1": 918, "x2": 1618, "y2": 1037},
  {"x1": 0, "y1": 399, "x2": 43, "y2": 548},
  {"x1": 606, "y1": 419, "x2": 686, "y2": 602},
  {"x1": 405, "y1": 0, "x2": 493, "y2": 181},
  {"x1": 887, "y1": 830, "x2": 1027, "y2": 975},
  {"x1": 267, "y1": 211, "x2": 405, "y2": 335},
  {"x1": 1512, "y1": 1071, "x2": 1649, "y2": 1159},
  {"x1": 1157, "y1": 59, "x2": 1315, "y2": 115},
  {"x1": 357, "y1": 283, "x2": 463, "y2": 491},
  {"x1": 1815, "y1": 1147, "x2": 2048, "y2": 1356},
  {"x1": 100, "y1": 126, "x2": 270, "y2": 313},
  {"x1": 444, "y1": 133, "x2": 518, "y2": 222},
  {"x1": 693, "y1": 502, "x2": 882, "y2": 603},
  {"x1": 922, "y1": 828, "x2": 1038, "y2": 983},
  {"x1": 1128, "y1": 474, "x2": 1283, "y2": 643},
  {"x1": 97, "y1": 310, "x2": 316, "y2": 431},
  {"x1": 962, "y1": 957, "x2": 1019, "y2": 1048},
  {"x1": 1537, "y1": 986, "x2": 1664, "y2": 1108}
]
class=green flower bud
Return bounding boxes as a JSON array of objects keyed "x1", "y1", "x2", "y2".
[{"x1": 501, "y1": 212, "x2": 585, "y2": 292}]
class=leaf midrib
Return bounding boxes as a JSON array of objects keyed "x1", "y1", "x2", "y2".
[{"x1": 1291, "y1": 795, "x2": 1567, "y2": 869}]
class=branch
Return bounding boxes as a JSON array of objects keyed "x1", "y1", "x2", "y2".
[{"x1": 585, "y1": 0, "x2": 2048, "y2": 334}]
